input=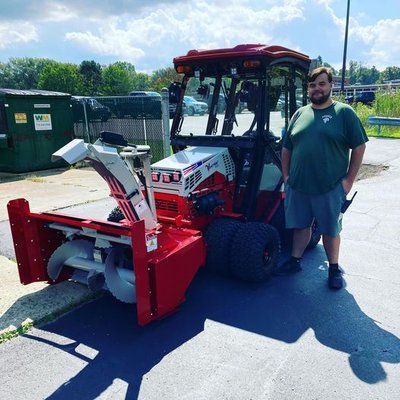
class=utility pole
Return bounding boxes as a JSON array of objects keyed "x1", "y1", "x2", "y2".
[{"x1": 341, "y1": 0, "x2": 351, "y2": 93}]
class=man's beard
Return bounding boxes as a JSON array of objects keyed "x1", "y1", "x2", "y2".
[{"x1": 310, "y1": 92, "x2": 331, "y2": 105}]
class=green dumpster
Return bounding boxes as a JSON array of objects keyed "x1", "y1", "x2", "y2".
[{"x1": 0, "y1": 89, "x2": 74, "y2": 173}]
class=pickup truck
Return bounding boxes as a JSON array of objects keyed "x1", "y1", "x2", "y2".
[{"x1": 345, "y1": 91, "x2": 375, "y2": 105}]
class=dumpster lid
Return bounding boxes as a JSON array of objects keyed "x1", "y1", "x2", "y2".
[{"x1": 0, "y1": 88, "x2": 70, "y2": 97}]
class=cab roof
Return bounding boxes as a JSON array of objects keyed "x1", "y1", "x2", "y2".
[
  {"x1": 174, "y1": 44, "x2": 310, "y2": 64},
  {"x1": 173, "y1": 44, "x2": 311, "y2": 77}
]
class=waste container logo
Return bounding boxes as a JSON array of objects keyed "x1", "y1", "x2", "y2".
[
  {"x1": 34, "y1": 114, "x2": 52, "y2": 131},
  {"x1": 15, "y1": 113, "x2": 27, "y2": 124}
]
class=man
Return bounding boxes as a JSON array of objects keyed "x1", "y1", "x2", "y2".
[{"x1": 274, "y1": 67, "x2": 368, "y2": 289}]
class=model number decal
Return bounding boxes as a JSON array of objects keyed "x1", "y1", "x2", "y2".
[
  {"x1": 205, "y1": 160, "x2": 219, "y2": 171},
  {"x1": 183, "y1": 155, "x2": 216, "y2": 175}
]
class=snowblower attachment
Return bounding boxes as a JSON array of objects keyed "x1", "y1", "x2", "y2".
[{"x1": 8, "y1": 133, "x2": 206, "y2": 326}]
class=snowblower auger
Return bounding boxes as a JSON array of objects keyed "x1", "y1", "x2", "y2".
[{"x1": 8, "y1": 132, "x2": 206, "y2": 326}]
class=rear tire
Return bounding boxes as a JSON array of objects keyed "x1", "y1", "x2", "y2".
[
  {"x1": 268, "y1": 203, "x2": 292, "y2": 246},
  {"x1": 230, "y1": 222, "x2": 280, "y2": 282},
  {"x1": 306, "y1": 222, "x2": 321, "y2": 250},
  {"x1": 269, "y1": 204, "x2": 321, "y2": 250},
  {"x1": 204, "y1": 218, "x2": 240, "y2": 275}
]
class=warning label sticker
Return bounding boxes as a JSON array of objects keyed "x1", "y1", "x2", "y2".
[{"x1": 146, "y1": 234, "x2": 158, "y2": 252}]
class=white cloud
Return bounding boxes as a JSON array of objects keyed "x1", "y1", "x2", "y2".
[
  {"x1": 0, "y1": 0, "x2": 181, "y2": 22},
  {"x1": 41, "y1": 3, "x2": 77, "y2": 22},
  {"x1": 308, "y1": 1, "x2": 400, "y2": 69},
  {"x1": 353, "y1": 19, "x2": 400, "y2": 68},
  {"x1": 0, "y1": 22, "x2": 38, "y2": 48},
  {"x1": 64, "y1": 1, "x2": 306, "y2": 67},
  {"x1": 65, "y1": 29, "x2": 145, "y2": 63},
  {"x1": 1, "y1": 0, "x2": 398, "y2": 71}
]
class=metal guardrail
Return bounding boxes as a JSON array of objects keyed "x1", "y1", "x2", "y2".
[
  {"x1": 367, "y1": 115, "x2": 400, "y2": 134},
  {"x1": 332, "y1": 82, "x2": 400, "y2": 97}
]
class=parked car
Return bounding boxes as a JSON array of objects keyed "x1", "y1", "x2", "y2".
[
  {"x1": 206, "y1": 93, "x2": 246, "y2": 114},
  {"x1": 207, "y1": 93, "x2": 226, "y2": 114},
  {"x1": 183, "y1": 96, "x2": 208, "y2": 116},
  {"x1": 71, "y1": 96, "x2": 111, "y2": 122},
  {"x1": 169, "y1": 102, "x2": 187, "y2": 118},
  {"x1": 276, "y1": 96, "x2": 303, "y2": 111},
  {"x1": 345, "y1": 91, "x2": 375, "y2": 106},
  {"x1": 129, "y1": 91, "x2": 161, "y2": 97}
]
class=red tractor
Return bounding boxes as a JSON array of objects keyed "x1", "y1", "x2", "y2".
[{"x1": 8, "y1": 44, "x2": 319, "y2": 326}]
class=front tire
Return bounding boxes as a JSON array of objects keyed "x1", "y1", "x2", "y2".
[{"x1": 230, "y1": 222, "x2": 280, "y2": 282}]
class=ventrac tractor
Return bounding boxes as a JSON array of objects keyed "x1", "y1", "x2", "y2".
[{"x1": 8, "y1": 44, "x2": 320, "y2": 326}]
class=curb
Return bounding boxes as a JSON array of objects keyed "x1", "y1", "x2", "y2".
[{"x1": 0, "y1": 255, "x2": 101, "y2": 343}]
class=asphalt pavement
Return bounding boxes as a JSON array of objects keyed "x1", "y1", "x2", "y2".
[{"x1": 0, "y1": 137, "x2": 399, "y2": 399}]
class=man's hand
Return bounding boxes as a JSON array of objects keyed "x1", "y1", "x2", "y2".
[
  {"x1": 343, "y1": 143, "x2": 366, "y2": 194},
  {"x1": 281, "y1": 147, "x2": 291, "y2": 185},
  {"x1": 341, "y1": 177, "x2": 353, "y2": 195}
]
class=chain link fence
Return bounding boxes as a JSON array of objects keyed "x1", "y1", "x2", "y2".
[{"x1": 72, "y1": 96, "x2": 167, "y2": 162}]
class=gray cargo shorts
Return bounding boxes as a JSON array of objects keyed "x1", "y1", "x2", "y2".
[{"x1": 284, "y1": 181, "x2": 347, "y2": 237}]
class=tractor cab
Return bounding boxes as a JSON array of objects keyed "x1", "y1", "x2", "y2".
[{"x1": 168, "y1": 44, "x2": 311, "y2": 221}]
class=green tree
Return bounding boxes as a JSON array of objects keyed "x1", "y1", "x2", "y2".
[
  {"x1": 0, "y1": 57, "x2": 54, "y2": 89},
  {"x1": 310, "y1": 56, "x2": 337, "y2": 75},
  {"x1": 379, "y1": 66, "x2": 400, "y2": 82},
  {"x1": 347, "y1": 60, "x2": 358, "y2": 85},
  {"x1": 113, "y1": 61, "x2": 136, "y2": 74},
  {"x1": 38, "y1": 62, "x2": 84, "y2": 94},
  {"x1": 345, "y1": 61, "x2": 381, "y2": 85},
  {"x1": 100, "y1": 62, "x2": 133, "y2": 95},
  {"x1": 79, "y1": 60, "x2": 102, "y2": 95},
  {"x1": 369, "y1": 66, "x2": 380, "y2": 84},
  {"x1": 150, "y1": 67, "x2": 182, "y2": 92},
  {"x1": 0, "y1": 62, "x2": 12, "y2": 88},
  {"x1": 132, "y1": 72, "x2": 151, "y2": 90}
]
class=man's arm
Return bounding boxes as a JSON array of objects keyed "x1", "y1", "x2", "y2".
[
  {"x1": 281, "y1": 147, "x2": 292, "y2": 184},
  {"x1": 342, "y1": 143, "x2": 366, "y2": 194}
]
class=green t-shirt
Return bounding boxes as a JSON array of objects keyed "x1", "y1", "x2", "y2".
[{"x1": 282, "y1": 101, "x2": 368, "y2": 194}]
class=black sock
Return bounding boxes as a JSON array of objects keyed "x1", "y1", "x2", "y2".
[{"x1": 329, "y1": 263, "x2": 339, "y2": 269}]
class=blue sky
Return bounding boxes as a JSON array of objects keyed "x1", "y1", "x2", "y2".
[{"x1": 0, "y1": 0, "x2": 399, "y2": 72}]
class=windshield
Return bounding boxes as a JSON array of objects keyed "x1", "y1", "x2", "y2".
[{"x1": 171, "y1": 66, "x2": 306, "y2": 139}]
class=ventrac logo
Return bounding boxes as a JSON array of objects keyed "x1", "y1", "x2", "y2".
[{"x1": 205, "y1": 160, "x2": 219, "y2": 171}]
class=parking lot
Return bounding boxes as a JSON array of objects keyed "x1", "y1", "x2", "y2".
[{"x1": 0, "y1": 136, "x2": 399, "y2": 399}]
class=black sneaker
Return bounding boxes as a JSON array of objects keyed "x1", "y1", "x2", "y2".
[
  {"x1": 328, "y1": 265, "x2": 343, "y2": 289},
  {"x1": 273, "y1": 258, "x2": 302, "y2": 276}
]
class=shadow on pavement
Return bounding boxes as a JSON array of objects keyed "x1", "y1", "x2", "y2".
[
  {"x1": 21, "y1": 246, "x2": 400, "y2": 399},
  {"x1": 0, "y1": 276, "x2": 97, "y2": 333},
  {"x1": 0, "y1": 167, "x2": 68, "y2": 183}
]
